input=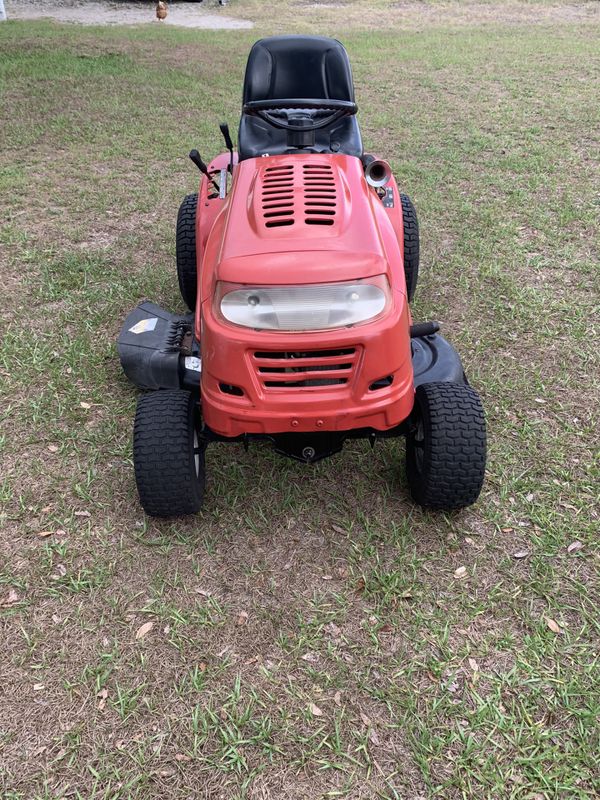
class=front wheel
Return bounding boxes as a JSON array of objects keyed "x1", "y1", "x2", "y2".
[
  {"x1": 406, "y1": 382, "x2": 486, "y2": 510},
  {"x1": 176, "y1": 193, "x2": 198, "y2": 311},
  {"x1": 133, "y1": 390, "x2": 205, "y2": 517},
  {"x1": 400, "y1": 194, "x2": 419, "y2": 302}
]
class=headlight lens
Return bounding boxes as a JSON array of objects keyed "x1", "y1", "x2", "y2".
[{"x1": 218, "y1": 277, "x2": 389, "y2": 331}]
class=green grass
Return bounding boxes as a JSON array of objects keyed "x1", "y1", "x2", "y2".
[{"x1": 1, "y1": 3, "x2": 599, "y2": 798}]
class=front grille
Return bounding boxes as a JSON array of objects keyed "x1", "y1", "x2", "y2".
[{"x1": 253, "y1": 348, "x2": 358, "y2": 389}]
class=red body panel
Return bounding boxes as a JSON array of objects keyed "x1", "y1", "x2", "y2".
[{"x1": 195, "y1": 153, "x2": 415, "y2": 438}]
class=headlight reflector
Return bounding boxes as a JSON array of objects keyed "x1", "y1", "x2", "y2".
[{"x1": 218, "y1": 278, "x2": 389, "y2": 331}]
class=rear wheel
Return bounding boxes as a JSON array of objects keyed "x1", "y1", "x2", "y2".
[
  {"x1": 406, "y1": 382, "x2": 486, "y2": 510},
  {"x1": 400, "y1": 193, "x2": 419, "y2": 302},
  {"x1": 176, "y1": 193, "x2": 198, "y2": 311},
  {"x1": 133, "y1": 390, "x2": 205, "y2": 517}
]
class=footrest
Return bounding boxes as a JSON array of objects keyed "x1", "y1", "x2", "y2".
[{"x1": 117, "y1": 301, "x2": 194, "y2": 390}]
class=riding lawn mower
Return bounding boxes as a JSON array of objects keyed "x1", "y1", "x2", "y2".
[{"x1": 117, "y1": 35, "x2": 486, "y2": 517}]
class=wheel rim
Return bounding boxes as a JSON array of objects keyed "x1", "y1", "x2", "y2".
[
  {"x1": 413, "y1": 417, "x2": 425, "y2": 473},
  {"x1": 193, "y1": 430, "x2": 200, "y2": 477}
]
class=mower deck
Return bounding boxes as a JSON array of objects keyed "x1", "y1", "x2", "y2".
[{"x1": 118, "y1": 301, "x2": 467, "y2": 462}]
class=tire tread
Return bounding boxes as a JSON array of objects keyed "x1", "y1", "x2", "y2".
[
  {"x1": 406, "y1": 382, "x2": 486, "y2": 509},
  {"x1": 133, "y1": 390, "x2": 204, "y2": 517}
]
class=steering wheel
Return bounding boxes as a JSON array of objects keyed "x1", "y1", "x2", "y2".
[{"x1": 243, "y1": 98, "x2": 357, "y2": 132}]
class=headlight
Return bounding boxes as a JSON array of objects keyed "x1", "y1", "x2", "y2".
[{"x1": 217, "y1": 277, "x2": 389, "y2": 331}]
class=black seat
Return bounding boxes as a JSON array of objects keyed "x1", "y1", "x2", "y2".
[{"x1": 238, "y1": 35, "x2": 363, "y2": 161}]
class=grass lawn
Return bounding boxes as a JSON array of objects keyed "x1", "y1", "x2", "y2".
[{"x1": 1, "y1": 2, "x2": 599, "y2": 798}]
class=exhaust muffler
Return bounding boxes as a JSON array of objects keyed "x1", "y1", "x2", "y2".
[{"x1": 364, "y1": 158, "x2": 392, "y2": 188}]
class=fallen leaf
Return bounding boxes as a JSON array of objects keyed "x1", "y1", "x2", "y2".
[
  {"x1": 33, "y1": 683, "x2": 45, "y2": 691},
  {"x1": 135, "y1": 621, "x2": 154, "y2": 640},
  {"x1": 301, "y1": 651, "x2": 318, "y2": 662},
  {"x1": 360, "y1": 712, "x2": 371, "y2": 726},
  {"x1": 55, "y1": 530, "x2": 67, "y2": 537},
  {"x1": 525, "y1": 493, "x2": 535, "y2": 502},
  {"x1": 74, "y1": 510, "x2": 91, "y2": 518},
  {"x1": 47, "y1": 444, "x2": 59, "y2": 453},
  {"x1": 236, "y1": 610, "x2": 249, "y2": 626},
  {"x1": 175, "y1": 753, "x2": 191, "y2": 762},
  {"x1": 355, "y1": 576, "x2": 366, "y2": 593},
  {"x1": 333, "y1": 691, "x2": 342, "y2": 706},
  {"x1": 195, "y1": 589, "x2": 212, "y2": 598},
  {"x1": 51, "y1": 614, "x2": 61, "y2": 624},
  {"x1": 80, "y1": 401, "x2": 91, "y2": 409},
  {"x1": 37, "y1": 530, "x2": 53, "y2": 538},
  {"x1": 567, "y1": 540, "x2": 583, "y2": 554},
  {"x1": 322, "y1": 574, "x2": 333, "y2": 580},
  {"x1": 464, "y1": 536, "x2": 475, "y2": 546},
  {"x1": 331, "y1": 523, "x2": 346, "y2": 535},
  {"x1": 309, "y1": 703, "x2": 323, "y2": 717},
  {"x1": 368, "y1": 727, "x2": 380, "y2": 745},
  {"x1": 159, "y1": 769, "x2": 175, "y2": 778},
  {"x1": 55, "y1": 564, "x2": 67, "y2": 577},
  {"x1": 337, "y1": 565, "x2": 349, "y2": 579},
  {"x1": 454, "y1": 566, "x2": 467, "y2": 579},
  {"x1": 378, "y1": 623, "x2": 393, "y2": 634},
  {"x1": 513, "y1": 550, "x2": 529, "y2": 559},
  {"x1": 545, "y1": 617, "x2": 561, "y2": 634},
  {"x1": 97, "y1": 687, "x2": 108, "y2": 710},
  {"x1": 468, "y1": 658, "x2": 479, "y2": 672}
]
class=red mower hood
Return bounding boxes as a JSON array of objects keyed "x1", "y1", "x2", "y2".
[{"x1": 214, "y1": 153, "x2": 398, "y2": 286}]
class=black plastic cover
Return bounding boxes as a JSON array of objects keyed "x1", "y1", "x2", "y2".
[
  {"x1": 411, "y1": 333, "x2": 467, "y2": 387},
  {"x1": 117, "y1": 302, "x2": 194, "y2": 390}
]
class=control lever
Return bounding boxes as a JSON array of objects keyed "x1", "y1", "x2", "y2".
[
  {"x1": 219, "y1": 122, "x2": 235, "y2": 173},
  {"x1": 189, "y1": 149, "x2": 220, "y2": 192}
]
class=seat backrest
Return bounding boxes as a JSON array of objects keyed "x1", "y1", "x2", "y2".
[
  {"x1": 238, "y1": 36, "x2": 362, "y2": 162},
  {"x1": 243, "y1": 35, "x2": 356, "y2": 106}
]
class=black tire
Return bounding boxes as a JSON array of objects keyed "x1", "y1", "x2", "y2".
[
  {"x1": 400, "y1": 194, "x2": 419, "y2": 302},
  {"x1": 133, "y1": 390, "x2": 205, "y2": 517},
  {"x1": 176, "y1": 193, "x2": 198, "y2": 310},
  {"x1": 406, "y1": 382, "x2": 486, "y2": 510}
]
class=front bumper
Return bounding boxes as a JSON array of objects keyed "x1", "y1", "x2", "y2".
[{"x1": 199, "y1": 297, "x2": 415, "y2": 437}]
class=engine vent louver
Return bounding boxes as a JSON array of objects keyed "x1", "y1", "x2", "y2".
[
  {"x1": 259, "y1": 162, "x2": 338, "y2": 230},
  {"x1": 261, "y1": 164, "x2": 295, "y2": 228},
  {"x1": 303, "y1": 163, "x2": 337, "y2": 226}
]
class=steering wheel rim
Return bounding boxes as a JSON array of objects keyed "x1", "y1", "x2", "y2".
[{"x1": 243, "y1": 98, "x2": 357, "y2": 132}]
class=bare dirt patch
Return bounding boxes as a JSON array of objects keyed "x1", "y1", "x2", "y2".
[{"x1": 5, "y1": 0, "x2": 254, "y2": 29}]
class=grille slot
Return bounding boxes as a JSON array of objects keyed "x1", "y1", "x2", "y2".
[
  {"x1": 303, "y1": 163, "x2": 337, "y2": 226},
  {"x1": 253, "y1": 348, "x2": 357, "y2": 389},
  {"x1": 260, "y1": 165, "x2": 296, "y2": 228}
]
